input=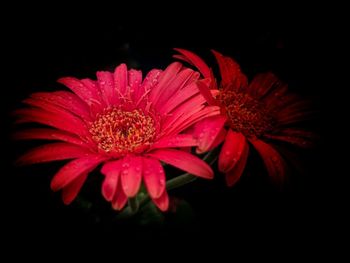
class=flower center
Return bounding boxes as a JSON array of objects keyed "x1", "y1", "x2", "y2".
[
  {"x1": 219, "y1": 90, "x2": 275, "y2": 138},
  {"x1": 89, "y1": 108, "x2": 156, "y2": 153}
]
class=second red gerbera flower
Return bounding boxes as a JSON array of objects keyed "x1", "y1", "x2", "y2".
[{"x1": 174, "y1": 48, "x2": 315, "y2": 187}]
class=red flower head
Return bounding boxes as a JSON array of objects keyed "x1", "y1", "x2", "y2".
[
  {"x1": 15, "y1": 62, "x2": 219, "y2": 211},
  {"x1": 174, "y1": 49, "x2": 315, "y2": 187}
]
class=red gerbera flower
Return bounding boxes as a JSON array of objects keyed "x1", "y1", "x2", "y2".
[
  {"x1": 174, "y1": 49, "x2": 315, "y2": 187},
  {"x1": 15, "y1": 61, "x2": 219, "y2": 211}
]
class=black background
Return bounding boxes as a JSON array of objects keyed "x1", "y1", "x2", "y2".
[{"x1": 1, "y1": 7, "x2": 326, "y2": 252}]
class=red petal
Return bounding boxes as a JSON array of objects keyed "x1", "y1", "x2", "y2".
[
  {"x1": 205, "y1": 128, "x2": 227, "y2": 153},
  {"x1": 197, "y1": 78, "x2": 217, "y2": 105},
  {"x1": 17, "y1": 143, "x2": 92, "y2": 165},
  {"x1": 96, "y1": 71, "x2": 115, "y2": 106},
  {"x1": 149, "y1": 62, "x2": 183, "y2": 105},
  {"x1": 173, "y1": 48, "x2": 211, "y2": 78},
  {"x1": 128, "y1": 69, "x2": 142, "y2": 102},
  {"x1": 218, "y1": 130, "x2": 247, "y2": 173},
  {"x1": 100, "y1": 160, "x2": 123, "y2": 201},
  {"x1": 114, "y1": 63, "x2": 128, "y2": 99},
  {"x1": 111, "y1": 180, "x2": 128, "y2": 211},
  {"x1": 193, "y1": 115, "x2": 227, "y2": 154},
  {"x1": 225, "y1": 141, "x2": 249, "y2": 187},
  {"x1": 58, "y1": 77, "x2": 103, "y2": 109},
  {"x1": 15, "y1": 107, "x2": 89, "y2": 137},
  {"x1": 211, "y1": 50, "x2": 248, "y2": 89},
  {"x1": 30, "y1": 91, "x2": 91, "y2": 120},
  {"x1": 50, "y1": 156, "x2": 105, "y2": 192},
  {"x1": 152, "y1": 190, "x2": 169, "y2": 211},
  {"x1": 264, "y1": 134, "x2": 314, "y2": 148},
  {"x1": 167, "y1": 106, "x2": 220, "y2": 137},
  {"x1": 250, "y1": 139, "x2": 287, "y2": 187},
  {"x1": 147, "y1": 149, "x2": 213, "y2": 179},
  {"x1": 151, "y1": 134, "x2": 197, "y2": 149},
  {"x1": 13, "y1": 128, "x2": 86, "y2": 146},
  {"x1": 61, "y1": 172, "x2": 88, "y2": 205},
  {"x1": 142, "y1": 157, "x2": 166, "y2": 199},
  {"x1": 155, "y1": 68, "x2": 196, "y2": 109},
  {"x1": 120, "y1": 156, "x2": 142, "y2": 197},
  {"x1": 248, "y1": 73, "x2": 282, "y2": 99},
  {"x1": 172, "y1": 54, "x2": 192, "y2": 65},
  {"x1": 159, "y1": 82, "x2": 199, "y2": 115},
  {"x1": 80, "y1": 79, "x2": 105, "y2": 115},
  {"x1": 162, "y1": 89, "x2": 220, "y2": 136}
]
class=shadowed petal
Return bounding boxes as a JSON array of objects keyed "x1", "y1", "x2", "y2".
[
  {"x1": 225, "y1": 142, "x2": 249, "y2": 187},
  {"x1": 101, "y1": 160, "x2": 123, "y2": 201},
  {"x1": 148, "y1": 149, "x2": 213, "y2": 179},
  {"x1": 111, "y1": 180, "x2": 128, "y2": 211},
  {"x1": 197, "y1": 78, "x2": 217, "y2": 105},
  {"x1": 248, "y1": 73, "x2": 283, "y2": 99},
  {"x1": 50, "y1": 156, "x2": 106, "y2": 192},
  {"x1": 212, "y1": 50, "x2": 248, "y2": 89},
  {"x1": 152, "y1": 190, "x2": 169, "y2": 211},
  {"x1": 62, "y1": 172, "x2": 88, "y2": 205},
  {"x1": 174, "y1": 48, "x2": 211, "y2": 78},
  {"x1": 250, "y1": 139, "x2": 287, "y2": 187},
  {"x1": 142, "y1": 157, "x2": 165, "y2": 199},
  {"x1": 218, "y1": 130, "x2": 247, "y2": 173}
]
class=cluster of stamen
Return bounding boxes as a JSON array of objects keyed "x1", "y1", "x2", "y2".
[
  {"x1": 219, "y1": 90, "x2": 275, "y2": 138},
  {"x1": 89, "y1": 108, "x2": 155, "y2": 153}
]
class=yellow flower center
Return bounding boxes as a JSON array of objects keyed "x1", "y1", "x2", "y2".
[
  {"x1": 89, "y1": 108, "x2": 155, "y2": 153},
  {"x1": 219, "y1": 90, "x2": 275, "y2": 138}
]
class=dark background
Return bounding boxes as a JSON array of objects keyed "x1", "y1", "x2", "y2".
[{"x1": 1, "y1": 8, "x2": 326, "y2": 251}]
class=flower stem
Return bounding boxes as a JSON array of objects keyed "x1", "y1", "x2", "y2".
[{"x1": 166, "y1": 173, "x2": 197, "y2": 191}]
